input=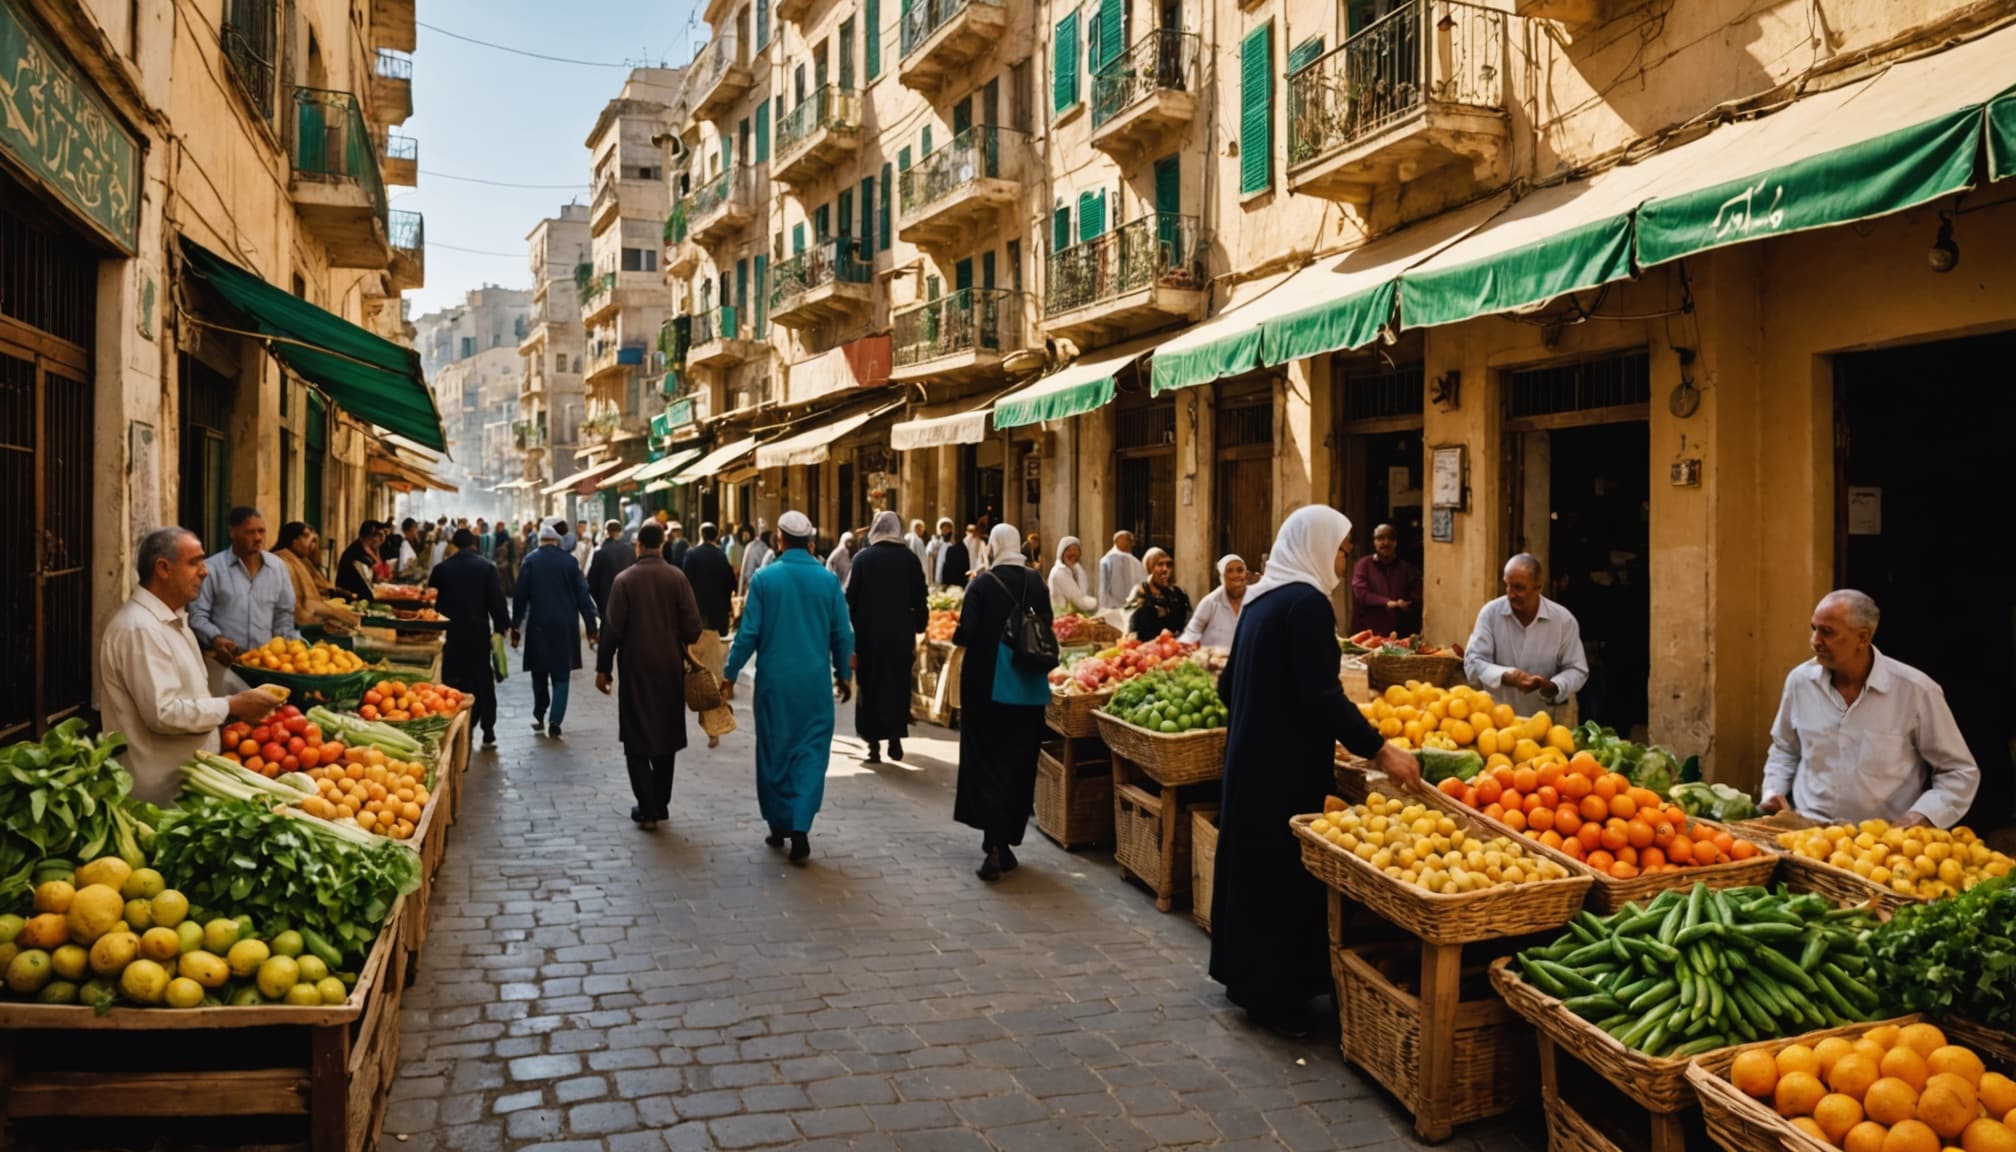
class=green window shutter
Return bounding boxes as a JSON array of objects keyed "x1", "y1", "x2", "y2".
[
  {"x1": 921, "y1": 126, "x2": 932, "y2": 156},
  {"x1": 1077, "y1": 190, "x2": 1104, "y2": 241},
  {"x1": 1053, "y1": 12, "x2": 1079, "y2": 111},
  {"x1": 722, "y1": 133, "x2": 733, "y2": 171},
  {"x1": 898, "y1": 146, "x2": 911, "y2": 172},
  {"x1": 1085, "y1": 8, "x2": 1103, "y2": 73},
  {"x1": 756, "y1": 102, "x2": 770, "y2": 161},
  {"x1": 1098, "y1": 0, "x2": 1123, "y2": 76},
  {"x1": 866, "y1": 0, "x2": 881, "y2": 78},
  {"x1": 756, "y1": 0, "x2": 769, "y2": 47},
  {"x1": 879, "y1": 162, "x2": 893, "y2": 251},
  {"x1": 754, "y1": 253, "x2": 768, "y2": 329},
  {"x1": 1288, "y1": 34, "x2": 1324, "y2": 73},
  {"x1": 792, "y1": 223, "x2": 806, "y2": 253},
  {"x1": 1052, "y1": 202, "x2": 1070, "y2": 251},
  {"x1": 860, "y1": 176, "x2": 875, "y2": 250},
  {"x1": 736, "y1": 259, "x2": 749, "y2": 314},
  {"x1": 1239, "y1": 22, "x2": 1273, "y2": 195}
]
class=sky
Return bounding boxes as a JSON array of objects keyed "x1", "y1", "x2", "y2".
[{"x1": 398, "y1": 1, "x2": 710, "y2": 318}]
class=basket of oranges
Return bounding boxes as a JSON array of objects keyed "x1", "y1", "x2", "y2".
[
  {"x1": 358, "y1": 679, "x2": 469, "y2": 745},
  {"x1": 232, "y1": 637, "x2": 375, "y2": 706}
]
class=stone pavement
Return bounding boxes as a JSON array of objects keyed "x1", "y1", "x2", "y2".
[{"x1": 390, "y1": 663, "x2": 1539, "y2": 1152}]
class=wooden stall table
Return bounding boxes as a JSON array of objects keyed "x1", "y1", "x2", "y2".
[
  {"x1": 910, "y1": 640, "x2": 962, "y2": 728},
  {"x1": 1092, "y1": 711, "x2": 1226, "y2": 911},
  {"x1": 1037, "y1": 689, "x2": 1113, "y2": 849},
  {"x1": 399, "y1": 709, "x2": 470, "y2": 963}
]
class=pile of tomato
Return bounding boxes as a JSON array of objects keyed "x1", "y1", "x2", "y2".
[{"x1": 219, "y1": 705, "x2": 345, "y2": 778}]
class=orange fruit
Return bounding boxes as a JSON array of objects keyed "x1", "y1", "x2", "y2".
[
  {"x1": 1962, "y1": 1120, "x2": 2016, "y2": 1152},
  {"x1": 1779, "y1": 1045, "x2": 1824, "y2": 1079},
  {"x1": 1641, "y1": 847, "x2": 1666, "y2": 869},
  {"x1": 1555, "y1": 808, "x2": 1583, "y2": 836},
  {"x1": 1817, "y1": 1094, "x2": 1867, "y2": 1144},
  {"x1": 1732, "y1": 1050, "x2": 1781, "y2": 1098},
  {"x1": 1578, "y1": 823, "x2": 1604, "y2": 851},
  {"x1": 1925, "y1": 1047, "x2": 1985, "y2": 1087},
  {"x1": 1898, "y1": 1025, "x2": 1949, "y2": 1059},
  {"x1": 1730, "y1": 839, "x2": 1758, "y2": 859},
  {"x1": 1475, "y1": 777, "x2": 1503, "y2": 805},
  {"x1": 1924, "y1": 1074, "x2": 1976, "y2": 1112},
  {"x1": 1587, "y1": 850, "x2": 1615, "y2": 871},
  {"x1": 1610, "y1": 861, "x2": 1639, "y2": 879},
  {"x1": 1854, "y1": 1039, "x2": 1892, "y2": 1066},
  {"x1": 1883, "y1": 1046, "x2": 1932, "y2": 1092},
  {"x1": 1512, "y1": 766, "x2": 1538, "y2": 793},
  {"x1": 1580, "y1": 795, "x2": 1610, "y2": 823},
  {"x1": 1845, "y1": 1121, "x2": 1891, "y2": 1152},
  {"x1": 1626, "y1": 820, "x2": 1655, "y2": 849},
  {"x1": 1978, "y1": 1073, "x2": 2016, "y2": 1118},
  {"x1": 1561, "y1": 773, "x2": 1592, "y2": 800},
  {"x1": 1880, "y1": 1119, "x2": 1938, "y2": 1152},
  {"x1": 1593, "y1": 774, "x2": 1622, "y2": 799},
  {"x1": 1917, "y1": 1082, "x2": 1977, "y2": 1141},
  {"x1": 1560, "y1": 836, "x2": 1586, "y2": 860},
  {"x1": 1778, "y1": 1071, "x2": 1828, "y2": 1118},
  {"x1": 1503, "y1": 808, "x2": 1527, "y2": 833},
  {"x1": 1667, "y1": 836, "x2": 1695, "y2": 864},
  {"x1": 1866, "y1": 1078, "x2": 1922, "y2": 1127},
  {"x1": 1816, "y1": 1038, "x2": 1858, "y2": 1082},
  {"x1": 1791, "y1": 1117, "x2": 1830, "y2": 1144}
]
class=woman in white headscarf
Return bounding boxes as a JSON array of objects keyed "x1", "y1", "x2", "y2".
[
  {"x1": 824, "y1": 530, "x2": 855, "y2": 588},
  {"x1": 1048, "y1": 536, "x2": 1098, "y2": 615},
  {"x1": 1124, "y1": 546, "x2": 1191, "y2": 640},
  {"x1": 845, "y1": 511, "x2": 927, "y2": 763},
  {"x1": 1207, "y1": 506, "x2": 1418, "y2": 1039},
  {"x1": 951, "y1": 523, "x2": 1053, "y2": 881},
  {"x1": 1179, "y1": 554, "x2": 1249, "y2": 650}
]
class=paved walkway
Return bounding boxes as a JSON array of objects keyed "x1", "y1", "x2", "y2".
[{"x1": 391, "y1": 663, "x2": 1535, "y2": 1152}]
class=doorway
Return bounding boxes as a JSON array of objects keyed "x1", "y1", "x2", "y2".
[
  {"x1": 1336, "y1": 359, "x2": 1425, "y2": 633},
  {"x1": 1214, "y1": 379, "x2": 1273, "y2": 572},
  {"x1": 1506, "y1": 351, "x2": 1652, "y2": 737},
  {"x1": 960, "y1": 441, "x2": 1004, "y2": 532},
  {"x1": 1114, "y1": 391, "x2": 1175, "y2": 555},
  {"x1": 1837, "y1": 332, "x2": 2015, "y2": 828}
]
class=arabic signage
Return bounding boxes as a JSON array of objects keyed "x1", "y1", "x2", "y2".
[{"x1": 0, "y1": 0, "x2": 141, "y2": 251}]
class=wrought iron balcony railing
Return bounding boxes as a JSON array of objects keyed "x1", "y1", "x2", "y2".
[
  {"x1": 892, "y1": 288, "x2": 1020, "y2": 367},
  {"x1": 694, "y1": 28, "x2": 742, "y2": 93},
  {"x1": 1287, "y1": 0, "x2": 1506, "y2": 167},
  {"x1": 900, "y1": 0, "x2": 1004, "y2": 57},
  {"x1": 383, "y1": 133, "x2": 418, "y2": 165},
  {"x1": 374, "y1": 49, "x2": 412, "y2": 81},
  {"x1": 682, "y1": 168, "x2": 752, "y2": 228},
  {"x1": 898, "y1": 126, "x2": 1025, "y2": 218},
  {"x1": 388, "y1": 209, "x2": 423, "y2": 256},
  {"x1": 591, "y1": 179, "x2": 619, "y2": 219},
  {"x1": 290, "y1": 88, "x2": 387, "y2": 222},
  {"x1": 580, "y1": 270, "x2": 615, "y2": 306},
  {"x1": 769, "y1": 237, "x2": 873, "y2": 311},
  {"x1": 693, "y1": 304, "x2": 744, "y2": 343},
  {"x1": 775, "y1": 85, "x2": 859, "y2": 157},
  {"x1": 221, "y1": 13, "x2": 277, "y2": 119},
  {"x1": 728, "y1": 372, "x2": 775, "y2": 412},
  {"x1": 1044, "y1": 212, "x2": 1204, "y2": 317},
  {"x1": 1091, "y1": 29, "x2": 1199, "y2": 129}
]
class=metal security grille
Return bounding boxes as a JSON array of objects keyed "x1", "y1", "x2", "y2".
[
  {"x1": 1115, "y1": 396, "x2": 1174, "y2": 450},
  {"x1": 179, "y1": 352, "x2": 236, "y2": 553},
  {"x1": 222, "y1": 0, "x2": 278, "y2": 120},
  {"x1": 1507, "y1": 350, "x2": 1651, "y2": 421},
  {"x1": 0, "y1": 189, "x2": 94, "y2": 346},
  {"x1": 1342, "y1": 363, "x2": 1423, "y2": 422},
  {"x1": 1217, "y1": 395, "x2": 1272, "y2": 448}
]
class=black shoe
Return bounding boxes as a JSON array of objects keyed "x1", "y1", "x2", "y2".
[
  {"x1": 864, "y1": 741, "x2": 881, "y2": 764},
  {"x1": 530, "y1": 718, "x2": 545, "y2": 733},
  {"x1": 547, "y1": 725, "x2": 562, "y2": 738},
  {"x1": 1247, "y1": 1003, "x2": 1314, "y2": 1040},
  {"x1": 997, "y1": 844, "x2": 1018, "y2": 873},
  {"x1": 630, "y1": 806, "x2": 646, "y2": 825},
  {"x1": 887, "y1": 738, "x2": 904, "y2": 762},
  {"x1": 481, "y1": 730, "x2": 496, "y2": 747},
  {"x1": 788, "y1": 832, "x2": 810, "y2": 863},
  {"x1": 977, "y1": 848, "x2": 1003, "y2": 882},
  {"x1": 765, "y1": 828, "x2": 786, "y2": 849}
]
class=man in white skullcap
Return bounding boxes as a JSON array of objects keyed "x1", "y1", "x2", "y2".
[{"x1": 722, "y1": 510, "x2": 856, "y2": 863}]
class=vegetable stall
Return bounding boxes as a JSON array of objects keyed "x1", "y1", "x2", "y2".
[{"x1": 0, "y1": 677, "x2": 474, "y2": 1151}]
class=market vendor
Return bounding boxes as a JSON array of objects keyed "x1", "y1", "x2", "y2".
[
  {"x1": 1350, "y1": 523, "x2": 1422, "y2": 637},
  {"x1": 334, "y1": 520, "x2": 383, "y2": 601},
  {"x1": 189, "y1": 506, "x2": 300, "y2": 666},
  {"x1": 1180, "y1": 554, "x2": 1247, "y2": 649},
  {"x1": 99, "y1": 528, "x2": 283, "y2": 803},
  {"x1": 276, "y1": 521, "x2": 360, "y2": 631},
  {"x1": 1463, "y1": 553, "x2": 1588, "y2": 716},
  {"x1": 1761, "y1": 590, "x2": 1978, "y2": 829}
]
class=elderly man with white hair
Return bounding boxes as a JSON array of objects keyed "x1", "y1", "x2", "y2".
[
  {"x1": 1463, "y1": 552, "x2": 1589, "y2": 717},
  {"x1": 1761, "y1": 589, "x2": 1978, "y2": 829},
  {"x1": 1097, "y1": 530, "x2": 1147, "y2": 611}
]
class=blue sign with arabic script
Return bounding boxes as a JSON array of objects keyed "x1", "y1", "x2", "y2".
[{"x1": 0, "y1": 0, "x2": 141, "y2": 251}]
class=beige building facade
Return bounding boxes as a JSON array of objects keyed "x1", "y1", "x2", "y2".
[{"x1": 509, "y1": 204, "x2": 593, "y2": 523}]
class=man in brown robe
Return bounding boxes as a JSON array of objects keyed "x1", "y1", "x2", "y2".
[{"x1": 594, "y1": 522, "x2": 704, "y2": 829}]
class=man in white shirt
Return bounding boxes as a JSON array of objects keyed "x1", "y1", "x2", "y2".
[
  {"x1": 1761, "y1": 590, "x2": 1978, "y2": 829},
  {"x1": 100, "y1": 528, "x2": 281, "y2": 803},
  {"x1": 905, "y1": 519, "x2": 931, "y2": 574},
  {"x1": 1098, "y1": 530, "x2": 1147, "y2": 611},
  {"x1": 189, "y1": 506, "x2": 299, "y2": 664},
  {"x1": 964, "y1": 523, "x2": 991, "y2": 572},
  {"x1": 925, "y1": 518, "x2": 954, "y2": 585},
  {"x1": 573, "y1": 520, "x2": 594, "y2": 572},
  {"x1": 395, "y1": 517, "x2": 422, "y2": 576},
  {"x1": 1181, "y1": 555, "x2": 1248, "y2": 649},
  {"x1": 1463, "y1": 553, "x2": 1589, "y2": 716}
]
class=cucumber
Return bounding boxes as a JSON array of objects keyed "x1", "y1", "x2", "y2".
[
  {"x1": 1799, "y1": 934, "x2": 1831, "y2": 971},
  {"x1": 1751, "y1": 944, "x2": 1820, "y2": 993},
  {"x1": 1730, "y1": 922, "x2": 1804, "y2": 944},
  {"x1": 1822, "y1": 963, "x2": 1879, "y2": 1010},
  {"x1": 1669, "y1": 1034, "x2": 1731, "y2": 1058},
  {"x1": 1533, "y1": 959, "x2": 1604, "y2": 996},
  {"x1": 1520, "y1": 955, "x2": 1572, "y2": 998},
  {"x1": 1627, "y1": 979, "x2": 1678, "y2": 1013},
  {"x1": 1674, "y1": 922, "x2": 1722, "y2": 948},
  {"x1": 1612, "y1": 977, "x2": 1659, "y2": 1003},
  {"x1": 1657, "y1": 900, "x2": 1686, "y2": 945},
  {"x1": 1644, "y1": 1019, "x2": 1674, "y2": 1054},
  {"x1": 1563, "y1": 993, "x2": 1624, "y2": 1017},
  {"x1": 1683, "y1": 884, "x2": 1706, "y2": 933},
  {"x1": 1561, "y1": 941, "x2": 1614, "y2": 967},
  {"x1": 1810, "y1": 971, "x2": 1859, "y2": 1022},
  {"x1": 299, "y1": 927, "x2": 345, "y2": 971}
]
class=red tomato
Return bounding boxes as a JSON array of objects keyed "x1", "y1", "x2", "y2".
[
  {"x1": 303, "y1": 724, "x2": 322, "y2": 743},
  {"x1": 261, "y1": 742, "x2": 286, "y2": 763},
  {"x1": 282, "y1": 755, "x2": 300, "y2": 771},
  {"x1": 283, "y1": 716, "x2": 309, "y2": 736},
  {"x1": 298, "y1": 747, "x2": 320, "y2": 768},
  {"x1": 251, "y1": 726, "x2": 272, "y2": 744}
]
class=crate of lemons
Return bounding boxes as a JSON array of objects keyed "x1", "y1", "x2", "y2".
[
  {"x1": 0, "y1": 856, "x2": 352, "y2": 1012},
  {"x1": 1306, "y1": 791, "x2": 1575, "y2": 894},
  {"x1": 1775, "y1": 821, "x2": 2013, "y2": 901},
  {"x1": 1357, "y1": 680, "x2": 1576, "y2": 763}
]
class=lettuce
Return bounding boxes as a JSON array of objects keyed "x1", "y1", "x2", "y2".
[{"x1": 1867, "y1": 875, "x2": 2016, "y2": 1030}]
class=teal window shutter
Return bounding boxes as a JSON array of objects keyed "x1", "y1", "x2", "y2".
[
  {"x1": 756, "y1": 0, "x2": 770, "y2": 48},
  {"x1": 879, "y1": 162, "x2": 893, "y2": 251},
  {"x1": 1085, "y1": 8, "x2": 1103, "y2": 73},
  {"x1": 1239, "y1": 22, "x2": 1273, "y2": 195},
  {"x1": 921, "y1": 126, "x2": 932, "y2": 156},
  {"x1": 792, "y1": 223, "x2": 806, "y2": 253},
  {"x1": 1077, "y1": 190, "x2": 1104, "y2": 241},
  {"x1": 736, "y1": 258, "x2": 749, "y2": 314},
  {"x1": 1288, "y1": 35, "x2": 1323, "y2": 73},
  {"x1": 898, "y1": 145, "x2": 911, "y2": 172},
  {"x1": 754, "y1": 253, "x2": 768, "y2": 328},
  {"x1": 1052, "y1": 202, "x2": 1070, "y2": 251},
  {"x1": 860, "y1": 176, "x2": 875, "y2": 251},
  {"x1": 866, "y1": 0, "x2": 881, "y2": 78},
  {"x1": 1098, "y1": 0, "x2": 1123, "y2": 76},
  {"x1": 756, "y1": 102, "x2": 770, "y2": 161},
  {"x1": 1053, "y1": 12, "x2": 1079, "y2": 111}
]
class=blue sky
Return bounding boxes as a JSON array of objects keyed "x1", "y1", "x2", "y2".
[{"x1": 399, "y1": 1, "x2": 708, "y2": 316}]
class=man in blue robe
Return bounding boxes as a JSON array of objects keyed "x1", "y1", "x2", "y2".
[
  {"x1": 722, "y1": 510, "x2": 855, "y2": 863},
  {"x1": 511, "y1": 523, "x2": 599, "y2": 738}
]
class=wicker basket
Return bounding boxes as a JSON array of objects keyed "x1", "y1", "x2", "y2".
[
  {"x1": 1045, "y1": 688, "x2": 1113, "y2": 738},
  {"x1": 1687, "y1": 1017, "x2": 1924, "y2": 1152},
  {"x1": 1191, "y1": 810, "x2": 1218, "y2": 934},
  {"x1": 231, "y1": 664, "x2": 374, "y2": 708},
  {"x1": 1091, "y1": 710, "x2": 1226, "y2": 787},
  {"x1": 1723, "y1": 823, "x2": 1925, "y2": 917},
  {"x1": 1417, "y1": 786, "x2": 1779, "y2": 914},
  {"x1": 1112, "y1": 782, "x2": 1215, "y2": 908},
  {"x1": 1365, "y1": 651, "x2": 1466, "y2": 691},
  {"x1": 1291, "y1": 812, "x2": 1592, "y2": 944},
  {"x1": 1333, "y1": 941, "x2": 1532, "y2": 1129},
  {"x1": 1034, "y1": 742, "x2": 1112, "y2": 849}
]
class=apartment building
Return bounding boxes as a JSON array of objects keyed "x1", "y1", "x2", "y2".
[
  {"x1": 1, "y1": 0, "x2": 436, "y2": 742},
  {"x1": 503, "y1": 205, "x2": 594, "y2": 521},
  {"x1": 415, "y1": 288, "x2": 534, "y2": 498}
]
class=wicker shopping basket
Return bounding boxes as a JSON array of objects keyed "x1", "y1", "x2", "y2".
[
  {"x1": 1045, "y1": 687, "x2": 1113, "y2": 738},
  {"x1": 1724, "y1": 821, "x2": 1925, "y2": 917},
  {"x1": 1686, "y1": 1017, "x2": 1926, "y2": 1152},
  {"x1": 1091, "y1": 710, "x2": 1226, "y2": 787},
  {"x1": 1366, "y1": 651, "x2": 1465, "y2": 691}
]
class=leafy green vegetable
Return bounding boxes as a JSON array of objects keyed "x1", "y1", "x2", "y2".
[
  {"x1": 1, "y1": 720, "x2": 154, "y2": 909},
  {"x1": 152, "y1": 796, "x2": 419, "y2": 966},
  {"x1": 1670, "y1": 781, "x2": 1758, "y2": 822},
  {"x1": 1866, "y1": 875, "x2": 2016, "y2": 1031}
]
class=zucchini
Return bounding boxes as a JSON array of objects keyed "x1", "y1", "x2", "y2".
[
  {"x1": 1534, "y1": 959, "x2": 1604, "y2": 996},
  {"x1": 1752, "y1": 945, "x2": 1820, "y2": 993},
  {"x1": 1564, "y1": 993, "x2": 1624, "y2": 1017},
  {"x1": 1519, "y1": 955, "x2": 1571, "y2": 998},
  {"x1": 1657, "y1": 900, "x2": 1686, "y2": 945},
  {"x1": 1799, "y1": 933, "x2": 1831, "y2": 971},
  {"x1": 1668, "y1": 1034, "x2": 1731, "y2": 1058},
  {"x1": 1627, "y1": 979, "x2": 1678, "y2": 1013}
]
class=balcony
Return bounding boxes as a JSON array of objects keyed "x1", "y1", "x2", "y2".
[
  {"x1": 1090, "y1": 30, "x2": 1199, "y2": 159},
  {"x1": 579, "y1": 269, "x2": 615, "y2": 317},
  {"x1": 725, "y1": 370, "x2": 775, "y2": 415},
  {"x1": 586, "y1": 340, "x2": 650, "y2": 384},
  {"x1": 898, "y1": 0, "x2": 1007, "y2": 95},
  {"x1": 289, "y1": 88, "x2": 390, "y2": 268},
  {"x1": 381, "y1": 133, "x2": 418, "y2": 185},
  {"x1": 371, "y1": 0, "x2": 416, "y2": 52},
  {"x1": 897, "y1": 126, "x2": 1026, "y2": 251},
  {"x1": 685, "y1": 169, "x2": 755, "y2": 248},
  {"x1": 371, "y1": 50, "x2": 413, "y2": 125},
  {"x1": 777, "y1": 0, "x2": 813, "y2": 26},
  {"x1": 512, "y1": 419, "x2": 548, "y2": 454},
  {"x1": 890, "y1": 289, "x2": 1022, "y2": 384},
  {"x1": 769, "y1": 237, "x2": 873, "y2": 329},
  {"x1": 687, "y1": 305, "x2": 760, "y2": 368},
  {"x1": 692, "y1": 30, "x2": 752, "y2": 120},
  {"x1": 1514, "y1": 0, "x2": 1609, "y2": 20},
  {"x1": 388, "y1": 209, "x2": 424, "y2": 290},
  {"x1": 1043, "y1": 212, "x2": 1206, "y2": 345},
  {"x1": 590, "y1": 179, "x2": 622, "y2": 232},
  {"x1": 1286, "y1": 0, "x2": 1510, "y2": 206},
  {"x1": 773, "y1": 87, "x2": 860, "y2": 189}
]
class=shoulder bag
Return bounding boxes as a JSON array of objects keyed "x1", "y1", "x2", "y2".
[{"x1": 985, "y1": 569, "x2": 1058, "y2": 708}]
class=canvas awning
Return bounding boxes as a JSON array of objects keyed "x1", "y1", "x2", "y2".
[
  {"x1": 367, "y1": 455, "x2": 460, "y2": 494},
  {"x1": 632, "y1": 447, "x2": 703, "y2": 485},
  {"x1": 597, "y1": 462, "x2": 650, "y2": 490},
  {"x1": 889, "y1": 402, "x2": 991, "y2": 451},
  {"x1": 991, "y1": 334, "x2": 1161, "y2": 430},
  {"x1": 542, "y1": 459, "x2": 624, "y2": 496},
  {"x1": 754, "y1": 405, "x2": 897, "y2": 469},
  {"x1": 181, "y1": 240, "x2": 447, "y2": 451},
  {"x1": 1991, "y1": 87, "x2": 2016, "y2": 183},
  {"x1": 493, "y1": 479, "x2": 533, "y2": 491},
  {"x1": 672, "y1": 435, "x2": 758, "y2": 483},
  {"x1": 783, "y1": 335, "x2": 892, "y2": 405}
]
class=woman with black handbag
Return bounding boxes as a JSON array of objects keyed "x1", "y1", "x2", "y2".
[{"x1": 952, "y1": 523, "x2": 1057, "y2": 880}]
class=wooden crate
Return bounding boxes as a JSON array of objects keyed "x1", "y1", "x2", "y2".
[
  {"x1": 1035, "y1": 736, "x2": 1112, "y2": 849},
  {"x1": 1191, "y1": 810, "x2": 1218, "y2": 934},
  {"x1": 0, "y1": 898, "x2": 410, "y2": 1152},
  {"x1": 400, "y1": 715, "x2": 465, "y2": 962},
  {"x1": 1112, "y1": 779, "x2": 1217, "y2": 913},
  {"x1": 910, "y1": 642, "x2": 962, "y2": 727}
]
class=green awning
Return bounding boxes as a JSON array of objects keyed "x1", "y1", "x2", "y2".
[
  {"x1": 1985, "y1": 88, "x2": 2016, "y2": 183},
  {"x1": 181, "y1": 239, "x2": 446, "y2": 451},
  {"x1": 992, "y1": 334, "x2": 1159, "y2": 429}
]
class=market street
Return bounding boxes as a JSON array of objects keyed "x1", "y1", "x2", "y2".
[{"x1": 390, "y1": 670, "x2": 1529, "y2": 1152}]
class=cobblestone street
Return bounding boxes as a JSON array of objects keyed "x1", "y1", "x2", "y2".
[{"x1": 391, "y1": 667, "x2": 1535, "y2": 1152}]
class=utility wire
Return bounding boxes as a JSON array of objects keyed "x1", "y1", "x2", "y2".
[
  {"x1": 417, "y1": 21, "x2": 641, "y2": 67},
  {"x1": 427, "y1": 241, "x2": 531, "y2": 258},
  {"x1": 420, "y1": 169, "x2": 590, "y2": 189}
]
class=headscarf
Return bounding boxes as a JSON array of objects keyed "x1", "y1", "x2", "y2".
[
  {"x1": 1243, "y1": 506, "x2": 1352, "y2": 608},
  {"x1": 1217, "y1": 554, "x2": 1244, "y2": 580},
  {"x1": 1127, "y1": 547, "x2": 1171, "y2": 609},
  {"x1": 1051, "y1": 535, "x2": 1089, "y2": 593},
  {"x1": 867, "y1": 510, "x2": 904, "y2": 545},
  {"x1": 987, "y1": 523, "x2": 1025, "y2": 568}
]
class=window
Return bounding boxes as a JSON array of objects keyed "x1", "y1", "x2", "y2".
[
  {"x1": 1096, "y1": 0, "x2": 1123, "y2": 73},
  {"x1": 756, "y1": 0, "x2": 770, "y2": 48},
  {"x1": 460, "y1": 336, "x2": 475, "y2": 358},
  {"x1": 554, "y1": 352, "x2": 565, "y2": 373},
  {"x1": 515, "y1": 316, "x2": 528, "y2": 339},
  {"x1": 1239, "y1": 22, "x2": 1273, "y2": 195},
  {"x1": 756, "y1": 101, "x2": 771, "y2": 161},
  {"x1": 635, "y1": 165, "x2": 662, "y2": 179},
  {"x1": 738, "y1": 119, "x2": 751, "y2": 165},
  {"x1": 878, "y1": 163, "x2": 893, "y2": 251},
  {"x1": 1051, "y1": 201, "x2": 1071, "y2": 252},
  {"x1": 838, "y1": 189, "x2": 854, "y2": 237},
  {"x1": 839, "y1": 18, "x2": 855, "y2": 90},
  {"x1": 621, "y1": 247, "x2": 658, "y2": 272},
  {"x1": 755, "y1": 253, "x2": 769, "y2": 329},
  {"x1": 865, "y1": 0, "x2": 881, "y2": 78},
  {"x1": 1077, "y1": 189, "x2": 1105, "y2": 241},
  {"x1": 1006, "y1": 240, "x2": 1021, "y2": 291},
  {"x1": 814, "y1": 204, "x2": 831, "y2": 240},
  {"x1": 1053, "y1": 12, "x2": 1080, "y2": 112},
  {"x1": 860, "y1": 175, "x2": 875, "y2": 251},
  {"x1": 1011, "y1": 61, "x2": 1032, "y2": 131},
  {"x1": 221, "y1": 0, "x2": 277, "y2": 120},
  {"x1": 1288, "y1": 35, "x2": 1324, "y2": 72}
]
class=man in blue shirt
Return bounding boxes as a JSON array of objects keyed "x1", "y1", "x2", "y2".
[{"x1": 190, "y1": 506, "x2": 299, "y2": 668}]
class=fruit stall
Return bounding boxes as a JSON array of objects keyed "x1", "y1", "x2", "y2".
[
  {"x1": 911, "y1": 592, "x2": 964, "y2": 727},
  {"x1": 0, "y1": 673, "x2": 475, "y2": 1150}
]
